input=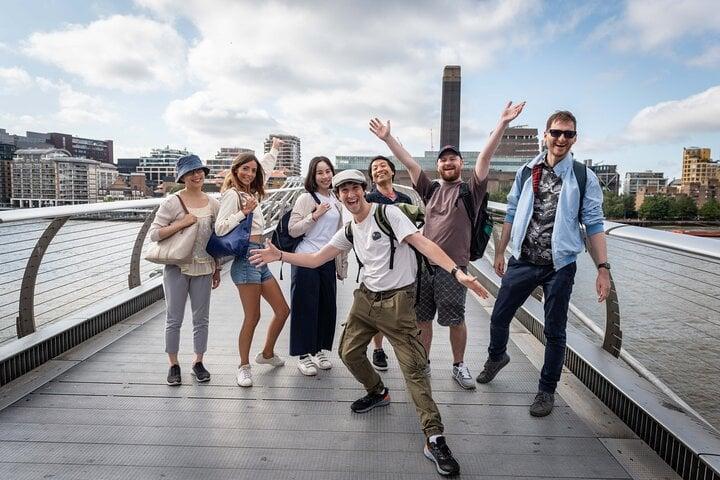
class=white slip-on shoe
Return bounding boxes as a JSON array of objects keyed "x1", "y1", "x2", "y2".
[
  {"x1": 236, "y1": 364, "x2": 253, "y2": 387},
  {"x1": 297, "y1": 356, "x2": 318, "y2": 376},
  {"x1": 311, "y1": 351, "x2": 332, "y2": 370},
  {"x1": 255, "y1": 352, "x2": 285, "y2": 367}
]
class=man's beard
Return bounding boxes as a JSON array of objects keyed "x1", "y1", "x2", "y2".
[{"x1": 439, "y1": 168, "x2": 460, "y2": 181}]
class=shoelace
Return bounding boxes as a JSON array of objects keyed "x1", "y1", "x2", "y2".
[
  {"x1": 239, "y1": 367, "x2": 251, "y2": 379},
  {"x1": 315, "y1": 352, "x2": 329, "y2": 363},
  {"x1": 300, "y1": 356, "x2": 315, "y2": 368},
  {"x1": 457, "y1": 365, "x2": 472, "y2": 380}
]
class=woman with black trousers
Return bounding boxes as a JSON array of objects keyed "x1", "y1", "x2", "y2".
[{"x1": 288, "y1": 156, "x2": 348, "y2": 376}]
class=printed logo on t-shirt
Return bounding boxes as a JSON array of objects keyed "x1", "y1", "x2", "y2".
[{"x1": 372, "y1": 231, "x2": 381, "y2": 241}]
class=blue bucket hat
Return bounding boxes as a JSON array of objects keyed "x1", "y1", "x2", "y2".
[{"x1": 175, "y1": 154, "x2": 210, "y2": 183}]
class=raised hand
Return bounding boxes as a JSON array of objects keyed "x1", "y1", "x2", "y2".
[
  {"x1": 369, "y1": 118, "x2": 391, "y2": 141},
  {"x1": 500, "y1": 101, "x2": 526, "y2": 124},
  {"x1": 456, "y1": 270, "x2": 489, "y2": 299},
  {"x1": 271, "y1": 137, "x2": 284, "y2": 150},
  {"x1": 249, "y1": 239, "x2": 282, "y2": 267}
]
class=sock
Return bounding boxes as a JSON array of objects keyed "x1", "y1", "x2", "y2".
[
  {"x1": 428, "y1": 434, "x2": 442, "y2": 444},
  {"x1": 453, "y1": 362, "x2": 463, "y2": 367}
]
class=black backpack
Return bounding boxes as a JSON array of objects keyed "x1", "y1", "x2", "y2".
[
  {"x1": 426, "y1": 181, "x2": 494, "y2": 261},
  {"x1": 271, "y1": 191, "x2": 321, "y2": 252},
  {"x1": 344, "y1": 204, "x2": 432, "y2": 300},
  {"x1": 519, "y1": 159, "x2": 587, "y2": 222}
]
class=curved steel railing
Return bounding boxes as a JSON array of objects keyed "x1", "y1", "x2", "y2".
[{"x1": 0, "y1": 184, "x2": 305, "y2": 340}]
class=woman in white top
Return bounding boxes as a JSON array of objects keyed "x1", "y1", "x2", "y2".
[
  {"x1": 148, "y1": 154, "x2": 221, "y2": 386},
  {"x1": 287, "y1": 157, "x2": 348, "y2": 376},
  {"x1": 215, "y1": 137, "x2": 290, "y2": 387}
]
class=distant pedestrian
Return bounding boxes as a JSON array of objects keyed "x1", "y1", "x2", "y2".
[
  {"x1": 476, "y1": 110, "x2": 610, "y2": 417},
  {"x1": 287, "y1": 156, "x2": 348, "y2": 376},
  {"x1": 249, "y1": 169, "x2": 490, "y2": 477},
  {"x1": 364, "y1": 155, "x2": 413, "y2": 372},
  {"x1": 215, "y1": 137, "x2": 290, "y2": 387},
  {"x1": 149, "y1": 154, "x2": 221, "y2": 386}
]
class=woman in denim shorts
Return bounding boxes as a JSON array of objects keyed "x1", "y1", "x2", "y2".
[{"x1": 215, "y1": 137, "x2": 290, "y2": 387}]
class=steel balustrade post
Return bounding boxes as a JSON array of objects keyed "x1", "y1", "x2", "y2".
[
  {"x1": 16, "y1": 216, "x2": 69, "y2": 338},
  {"x1": 602, "y1": 271, "x2": 622, "y2": 357},
  {"x1": 128, "y1": 206, "x2": 159, "y2": 289}
]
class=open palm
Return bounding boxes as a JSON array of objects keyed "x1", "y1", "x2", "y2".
[
  {"x1": 500, "y1": 101, "x2": 526, "y2": 123},
  {"x1": 369, "y1": 118, "x2": 391, "y2": 140}
]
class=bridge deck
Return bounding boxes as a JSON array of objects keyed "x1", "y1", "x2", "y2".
[{"x1": 0, "y1": 263, "x2": 678, "y2": 479}]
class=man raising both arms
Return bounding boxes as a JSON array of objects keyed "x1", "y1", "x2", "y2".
[{"x1": 369, "y1": 101, "x2": 525, "y2": 389}]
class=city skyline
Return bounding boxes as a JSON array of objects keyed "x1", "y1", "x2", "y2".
[{"x1": 1, "y1": 0, "x2": 719, "y2": 181}]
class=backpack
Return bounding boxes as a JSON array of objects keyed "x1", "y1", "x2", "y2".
[
  {"x1": 271, "y1": 191, "x2": 321, "y2": 252},
  {"x1": 344, "y1": 203, "x2": 432, "y2": 299},
  {"x1": 425, "y1": 181, "x2": 494, "y2": 261},
  {"x1": 519, "y1": 159, "x2": 587, "y2": 222}
]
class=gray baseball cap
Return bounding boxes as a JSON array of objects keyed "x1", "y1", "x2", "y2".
[{"x1": 332, "y1": 169, "x2": 367, "y2": 190}]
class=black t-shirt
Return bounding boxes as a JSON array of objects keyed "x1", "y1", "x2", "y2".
[{"x1": 365, "y1": 188, "x2": 413, "y2": 205}]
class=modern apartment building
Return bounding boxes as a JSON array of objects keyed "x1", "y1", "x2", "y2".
[
  {"x1": 264, "y1": 135, "x2": 300, "y2": 176},
  {"x1": 0, "y1": 129, "x2": 113, "y2": 164},
  {"x1": 11, "y1": 148, "x2": 117, "y2": 207},
  {"x1": 136, "y1": 147, "x2": 189, "y2": 190},
  {"x1": 682, "y1": 147, "x2": 719, "y2": 185},
  {"x1": 0, "y1": 142, "x2": 15, "y2": 204},
  {"x1": 624, "y1": 171, "x2": 667, "y2": 196},
  {"x1": 207, "y1": 147, "x2": 254, "y2": 178}
]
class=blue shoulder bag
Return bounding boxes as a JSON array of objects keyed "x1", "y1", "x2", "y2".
[{"x1": 206, "y1": 190, "x2": 254, "y2": 258}]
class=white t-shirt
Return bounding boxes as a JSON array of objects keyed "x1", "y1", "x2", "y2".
[
  {"x1": 295, "y1": 193, "x2": 341, "y2": 254},
  {"x1": 329, "y1": 204, "x2": 418, "y2": 292}
]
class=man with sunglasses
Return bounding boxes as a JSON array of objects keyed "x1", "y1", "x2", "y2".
[{"x1": 476, "y1": 110, "x2": 610, "y2": 417}]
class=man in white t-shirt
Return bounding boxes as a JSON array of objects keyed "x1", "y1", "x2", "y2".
[{"x1": 249, "y1": 169, "x2": 489, "y2": 477}]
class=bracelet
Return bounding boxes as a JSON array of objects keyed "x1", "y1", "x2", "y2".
[{"x1": 279, "y1": 251, "x2": 284, "y2": 262}]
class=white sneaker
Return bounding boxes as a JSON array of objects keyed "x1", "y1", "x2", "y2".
[
  {"x1": 255, "y1": 352, "x2": 285, "y2": 367},
  {"x1": 236, "y1": 364, "x2": 252, "y2": 387},
  {"x1": 297, "y1": 356, "x2": 318, "y2": 376},
  {"x1": 311, "y1": 351, "x2": 332, "y2": 370},
  {"x1": 452, "y1": 363, "x2": 476, "y2": 390}
]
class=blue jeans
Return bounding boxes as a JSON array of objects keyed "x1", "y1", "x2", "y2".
[
  {"x1": 488, "y1": 256, "x2": 577, "y2": 394},
  {"x1": 231, "y1": 242, "x2": 273, "y2": 285}
]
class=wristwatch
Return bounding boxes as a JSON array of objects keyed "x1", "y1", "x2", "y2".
[
  {"x1": 450, "y1": 265, "x2": 460, "y2": 279},
  {"x1": 597, "y1": 262, "x2": 611, "y2": 271}
]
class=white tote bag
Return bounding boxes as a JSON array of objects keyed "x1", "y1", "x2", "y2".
[{"x1": 145, "y1": 195, "x2": 198, "y2": 265}]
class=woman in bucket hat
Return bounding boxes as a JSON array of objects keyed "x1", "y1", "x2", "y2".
[
  {"x1": 148, "y1": 154, "x2": 221, "y2": 386},
  {"x1": 215, "y1": 137, "x2": 290, "y2": 387}
]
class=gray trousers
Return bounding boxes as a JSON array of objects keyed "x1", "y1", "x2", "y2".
[{"x1": 163, "y1": 265, "x2": 212, "y2": 354}]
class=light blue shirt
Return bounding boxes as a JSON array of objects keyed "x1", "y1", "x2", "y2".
[{"x1": 505, "y1": 152, "x2": 605, "y2": 270}]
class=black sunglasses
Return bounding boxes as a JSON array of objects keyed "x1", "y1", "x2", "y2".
[{"x1": 548, "y1": 129, "x2": 577, "y2": 139}]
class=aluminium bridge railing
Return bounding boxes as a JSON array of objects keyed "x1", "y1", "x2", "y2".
[{"x1": 0, "y1": 181, "x2": 305, "y2": 386}]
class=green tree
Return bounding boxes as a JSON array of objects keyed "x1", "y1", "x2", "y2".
[
  {"x1": 603, "y1": 192, "x2": 625, "y2": 218},
  {"x1": 638, "y1": 195, "x2": 672, "y2": 220},
  {"x1": 489, "y1": 188, "x2": 510, "y2": 203},
  {"x1": 622, "y1": 194, "x2": 637, "y2": 218},
  {"x1": 669, "y1": 195, "x2": 698, "y2": 220},
  {"x1": 699, "y1": 198, "x2": 720, "y2": 220}
]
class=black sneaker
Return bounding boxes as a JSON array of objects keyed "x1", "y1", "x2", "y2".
[
  {"x1": 475, "y1": 353, "x2": 510, "y2": 384},
  {"x1": 372, "y1": 348, "x2": 389, "y2": 371},
  {"x1": 166, "y1": 364, "x2": 181, "y2": 386},
  {"x1": 350, "y1": 388, "x2": 390, "y2": 413},
  {"x1": 424, "y1": 436, "x2": 460, "y2": 476},
  {"x1": 191, "y1": 362, "x2": 211, "y2": 382},
  {"x1": 529, "y1": 391, "x2": 555, "y2": 417}
]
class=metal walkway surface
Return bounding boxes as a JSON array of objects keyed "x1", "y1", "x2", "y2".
[{"x1": 0, "y1": 263, "x2": 679, "y2": 479}]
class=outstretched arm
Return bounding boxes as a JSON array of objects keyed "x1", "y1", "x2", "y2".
[
  {"x1": 248, "y1": 239, "x2": 343, "y2": 269},
  {"x1": 369, "y1": 118, "x2": 422, "y2": 185},
  {"x1": 475, "y1": 101, "x2": 526, "y2": 180},
  {"x1": 404, "y1": 233, "x2": 489, "y2": 299}
]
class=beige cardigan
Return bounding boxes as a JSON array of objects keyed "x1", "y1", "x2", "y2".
[
  {"x1": 289, "y1": 192, "x2": 348, "y2": 280},
  {"x1": 148, "y1": 193, "x2": 220, "y2": 243}
]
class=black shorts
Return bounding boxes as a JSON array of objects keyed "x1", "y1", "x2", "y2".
[{"x1": 415, "y1": 266, "x2": 467, "y2": 326}]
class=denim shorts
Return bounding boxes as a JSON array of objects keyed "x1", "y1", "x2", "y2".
[{"x1": 231, "y1": 242, "x2": 273, "y2": 285}]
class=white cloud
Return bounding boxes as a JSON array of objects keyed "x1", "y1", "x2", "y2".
[
  {"x1": 36, "y1": 78, "x2": 117, "y2": 124},
  {"x1": 688, "y1": 46, "x2": 720, "y2": 68},
  {"x1": 589, "y1": 0, "x2": 720, "y2": 52},
  {"x1": 143, "y1": 0, "x2": 544, "y2": 159},
  {"x1": 625, "y1": 85, "x2": 720, "y2": 142},
  {"x1": 0, "y1": 67, "x2": 32, "y2": 93},
  {"x1": 23, "y1": 15, "x2": 186, "y2": 92}
]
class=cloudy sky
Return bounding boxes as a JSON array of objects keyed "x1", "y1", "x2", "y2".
[{"x1": 1, "y1": 0, "x2": 719, "y2": 180}]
